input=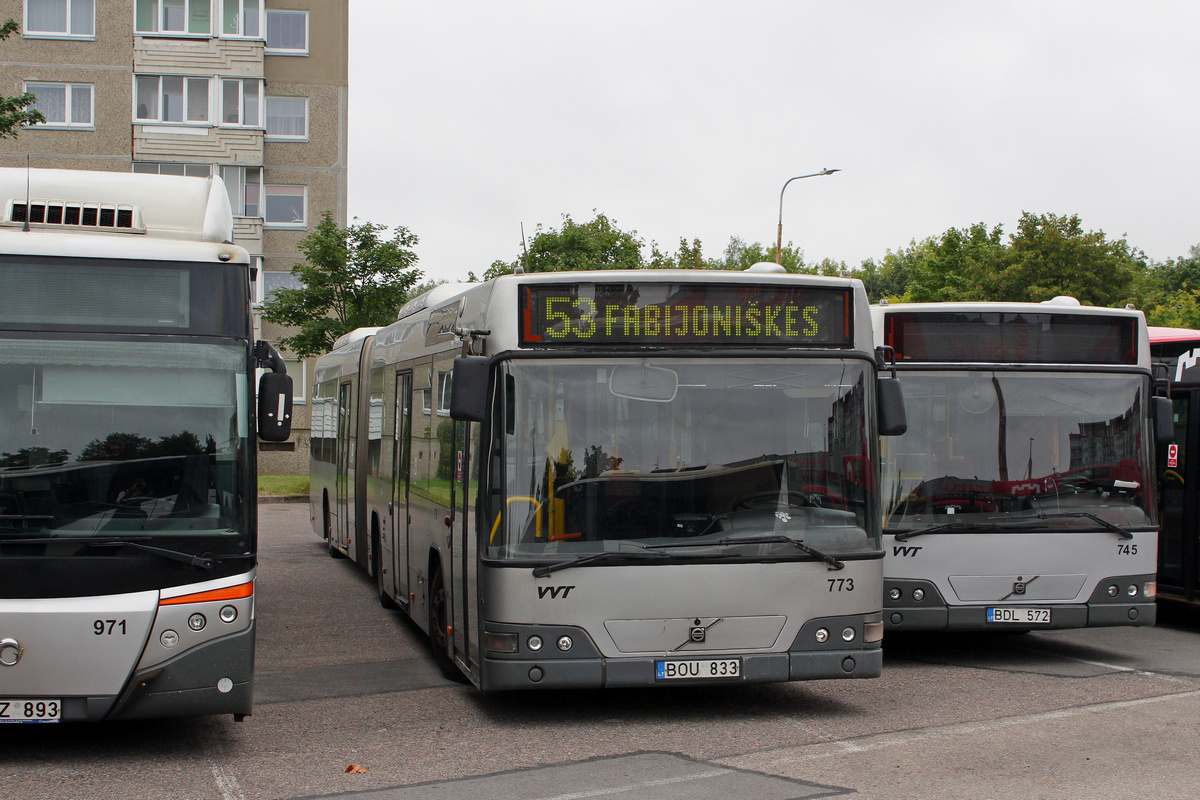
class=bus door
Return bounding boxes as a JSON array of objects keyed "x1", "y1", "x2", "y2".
[
  {"x1": 1159, "y1": 389, "x2": 1199, "y2": 602},
  {"x1": 451, "y1": 417, "x2": 480, "y2": 680},
  {"x1": 335, "y1": 380, "x2": 355, "y2": 555},
  {"x1": 390, "y1": 371, "x2": 413, "y2": 607}
]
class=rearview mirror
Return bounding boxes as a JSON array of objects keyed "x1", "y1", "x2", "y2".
[
  {"x1": 877, "y1": 376, "x2": 907, "y2": 436},
  {"x1": 609, "y1": 365, "x2": 678, "y2": 402},
  {"x1": 257, "y1": 371, "x2": 293, "y2": 442},
  {"x1": 450, "y1": 356, "x2": 489, "y2": 422},
  {"x1": 1153, "y1": 396, "x2": 1174, "y2": 445}
]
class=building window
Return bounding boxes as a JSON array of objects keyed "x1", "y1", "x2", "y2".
[
  {"x1": 284, "y1": 358, "x2": 307, "y2": 404},
  {"x1": 249, "y1": 255, "x2": 264, "y2": 305},
  {"x1": 135, "y1": 75, "x2": 210, "y2": 124},
  {"x1": 26, "y1": 0, "x2": 95, "y2": 38},
  {"x1": 135, "y1": 0, "x2": 212, "y2": 35},
  {"x1": 264, "y1": 96, "x2": 307, "y2": 140},
  {"x1": 265, "y1": 9, "x2": 306, "y2": 53},
  {"x1": 262, "y1": 269, "x2": 302, "y2": 302},
  {"x1": 25, "y1": 82, "x2": 93, "y2": 129},
  {"x1": 219, "y1": 165, "x2": 262, "y2": 217},
  {"x1": 437, "y1": 372, "x2": 452, "y2": 416},
  {"x1": 133, "y1": 161, "x2": 212, "y2": 177},
  {"x1": 221, "y1": 78, "x2": 262, "y2": 126},
  {"x1": 220, "y1": 0, "x2": 262, "y2": 37},
  {"x1": 264, "y1": 185, "x2": 305, "y2": 228}
]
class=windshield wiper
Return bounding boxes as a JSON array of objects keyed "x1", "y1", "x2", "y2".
[
  {"x1": 1036, "y1": 512, "x2": 1134, "y2": 540},
  {"x1": 0, "y1": 537, "x2": 214, "y2": 569},
  {"x1": 889, "y1": 520, "x2": 1043, "y2": 542},
  {"x1": 531, "y1": 549, "x2": 680, "y2": 577},
  {"x1": 646, "y1": 534, "x2": 845, "y2": 571}
]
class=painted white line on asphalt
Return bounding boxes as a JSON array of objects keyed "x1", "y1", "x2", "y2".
[
  {"x1": 1011, "y1": 643, "x2": 1194, "y2": 684},
  {"x1": 211, "y1": 763, "x2": 246, "y2": 800},
  {"x1": 742, "y1": 690, "x2": 1200, "y2": 764},
  {"x1": 525, "y1": 768, "x2": 731, "y2": 800}
]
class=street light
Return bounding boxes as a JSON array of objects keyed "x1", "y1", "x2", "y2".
[{"x1": 776, "y1": 167, "x2": 840, "y2": 264}]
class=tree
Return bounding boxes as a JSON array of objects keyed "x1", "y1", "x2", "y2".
[
  {"x1": 994, "y1": 212, "x2": 1145, "y2": 306},
  {"x1": 484, "y1": 212, "x2": 645, "y2": 279},
  {"x1": 261, "y1": 212, "x2": 422, "y2": 357},
  {"x1": 0, "y1": 21, "x2": 45, "y2": 138},
  {"x1": 900, "y1": 223, "x2": 1006, "y2": 302}
]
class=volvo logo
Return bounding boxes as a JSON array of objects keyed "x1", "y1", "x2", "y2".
[
  {"x1": 1000, "y1": 575, "x2": 1039, "y2": 601},
  {"x1": 0, "y1": 638, "x2": 23, "y2": 667},
  {"x1": 675, "y1": 618, "x2": 722, "y2": 650}
]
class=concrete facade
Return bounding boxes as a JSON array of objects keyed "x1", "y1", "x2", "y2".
[{"x1": 0, "y1": 0, "x2": 348, "y2": 474}]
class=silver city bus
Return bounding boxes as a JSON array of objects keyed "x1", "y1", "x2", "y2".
[
  {"x1": 311, "y1": 267, "x2": 906, "y2": 689},
  {"x1": 874, "y1": 299, "x2": 1170, "y2": 631},
  {"x1": 0, "y1": 168, "x2": 292, "y2": 722}
]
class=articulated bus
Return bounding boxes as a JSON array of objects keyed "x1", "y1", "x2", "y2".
[
  {"x1": 874, "y1": 299, "x2": 1170, "y2": 631},
  {"x1": 1148, "y1": 326, "x2": 1200, "y2": 605},
  {"x1": 0, "y1": 168, "x2": 292, "y2": 722},
  {"x1": 311, "y1": 267, "x2": 907, "y2": 690}
]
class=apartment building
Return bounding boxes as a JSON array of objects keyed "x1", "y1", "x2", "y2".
[{"x1": 0, "y1": 0, "x2": 347, "y2": 473}]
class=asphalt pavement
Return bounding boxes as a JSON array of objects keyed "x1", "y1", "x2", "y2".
[{"x1": 2, "y1": 501, "x2": 1198, "y2": 800}]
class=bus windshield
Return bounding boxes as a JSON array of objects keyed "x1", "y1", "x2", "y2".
[
  {"x1": 487, "y1": 357, "x2": 880, "y2": 562},
  {"x1": 0, "y1": 337, "x2": 250, "y2": 553},
  {"x1": 883, "y1": 371, "x2": 1155, "y2": 531}
]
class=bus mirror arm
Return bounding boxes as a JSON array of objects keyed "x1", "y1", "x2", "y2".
[{"x1": 254, "y1": 340, "x2": 293, "y2": 442}]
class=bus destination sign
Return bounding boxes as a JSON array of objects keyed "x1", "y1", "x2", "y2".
[
  {"x1": 521, "y1": 283, "x2": 851, "y2": 347},
  {"x1": 885, "y1": 312, "x2": 1138, "y2": 365}
]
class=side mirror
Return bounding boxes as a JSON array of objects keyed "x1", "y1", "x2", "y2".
[
  {"x1": 257, "y1": 371, "x2": 294, "y2": 442},
  {"x1": 1153, "y1": 395, "x2": 1174, "y2": 445},
  {"x1": 449, "y1": 355, "x2": 489, "y2": 422},
  {"x1": 877, "y1": 376, "x2": 908, "y2": 436}
]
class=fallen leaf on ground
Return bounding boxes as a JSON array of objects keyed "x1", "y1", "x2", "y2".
[{"x1": 344, "y1": 764, "x2": 368, "y2": 774}]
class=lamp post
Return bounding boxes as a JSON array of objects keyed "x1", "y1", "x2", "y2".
[{"x1": 776, "y1": 168, "x2": 840, "y2": 264}]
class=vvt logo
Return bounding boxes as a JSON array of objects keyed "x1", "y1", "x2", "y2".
[
  {"x1": 537, "y1": 585, "x2": 575, "y2": 599},
  {"x1": 893, "y1": 545, "x2": 923, "y2": 557}
]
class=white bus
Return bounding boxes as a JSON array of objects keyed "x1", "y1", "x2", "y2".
[
  {"x1": 311, "y1": 268, "x2": 907, "y2": 690},
  {"x1": 0, "y1": 168, "x2": 292, "y2": 722},
  {"x1": 874, "y1": 299, "x2": 1170, "y2": 631}
]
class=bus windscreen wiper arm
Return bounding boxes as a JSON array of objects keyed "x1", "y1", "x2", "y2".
[
  {"x1": 0, "y1": 537, "x2": 215, "y2": 568},
  {"x1": 647, "y1": 534, "x2": 844, "y2": 571},
  {"x1": 890, "y1": 520, "x2": 1042, "y2": 542},
  {"x1": 531, "y1": 549, "x2": 676, "y2": 577},
  {"x1": 1036, "y1": 512, "x2": 1134, "y2": 540}
]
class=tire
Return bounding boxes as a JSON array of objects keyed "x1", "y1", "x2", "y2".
[{"x1": 428, "y1": 568, "x2": 466, "y2": 682}]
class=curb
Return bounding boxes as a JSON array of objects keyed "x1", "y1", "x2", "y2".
[{"x1": 259, "y1": 494, "x2": 309, "y2": 504}]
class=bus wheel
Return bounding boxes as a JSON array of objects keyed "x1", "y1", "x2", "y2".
[{"x1": 428, "y1": 569, "x2": 465, "y2": 682}]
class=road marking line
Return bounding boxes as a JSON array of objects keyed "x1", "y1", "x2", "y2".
[
  {"x1": 211, "y1": 763, "x2": 246, "y2": 800},
  {"x1": 739, "y1": 690, "x2": 1200, "y2": 764},
  {"x1": 525, "y1": 769, "x2": 731, "y2": 800}
]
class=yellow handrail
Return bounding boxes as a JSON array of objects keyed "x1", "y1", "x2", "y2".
[{"x1": 488, "y1": 496, "x2": 542, "y2": 545}]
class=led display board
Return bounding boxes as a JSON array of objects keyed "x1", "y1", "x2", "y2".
[
  {"x1": 520, "y1": 283, "x2": 852, "y2": 347},
  {"x1": 884, "y1": 311, "x2": 1138, "y2": 365}
]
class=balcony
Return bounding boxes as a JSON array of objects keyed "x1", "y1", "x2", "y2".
[{"x1": 134, "y1": 36, "x2": 264, "y2": 78}]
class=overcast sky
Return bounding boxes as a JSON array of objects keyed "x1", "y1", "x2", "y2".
[{"x1": 347, "y1": 2, "x2": 1199, "y2": 285}]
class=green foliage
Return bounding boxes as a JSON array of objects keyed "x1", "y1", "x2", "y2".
[
  {"x1": 995, "y1": 212, "x2": 1144, "y2": 306},
  {"x1": 260, "y1": 212, "x2": 422, "y2": 357},
  {"x1": 0, "y1": 20, "x2": 45, "y2": 138},
  {"x1": 721, "y1": 236, "x2": 806, "y2": 272},
  {"x1": 258, "y1": 474, "x2": 310, "y2": 496},
  {"x1": 484, "y1": 212, "x2": 645, "y2": 279}
]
